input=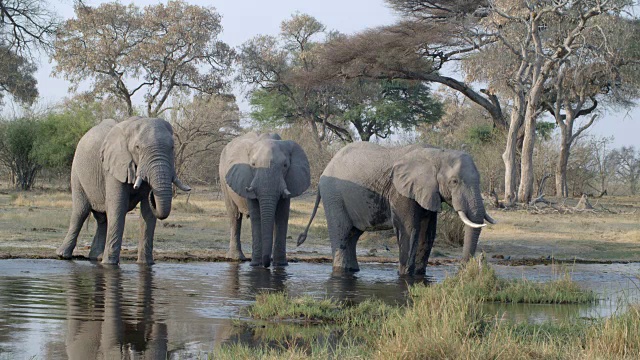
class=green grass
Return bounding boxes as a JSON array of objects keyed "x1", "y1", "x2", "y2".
[
  {"x1": 248, "y1": 292, "x2": 395, "y2": 326},
  {"x1": 215, "y1": 259, "x2": 638, "y2": 360},
  {"x1": 441, "y1": 256, "x2": 598, "y2": 304}
]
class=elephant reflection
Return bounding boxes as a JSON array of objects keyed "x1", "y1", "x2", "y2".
[{"x1": 64, "y1": 265, "x2": 167, "y2": 359}]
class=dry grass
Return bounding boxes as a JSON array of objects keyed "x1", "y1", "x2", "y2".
[{"x1": 1, "y1": 188, "x2": 640, "y2": 261}]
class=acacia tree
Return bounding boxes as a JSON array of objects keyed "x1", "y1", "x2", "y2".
[
  {"x1": 320, "y1": 0, "x2": 638, "y2": 203},
  {"x1": 53, "y1": 0, "x2": 233, "y2": 117},
  {"x1": 612, "y1": 146, "x2": 640, "y2": 195}
]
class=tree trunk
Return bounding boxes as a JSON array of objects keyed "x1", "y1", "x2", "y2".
[
  {"x1": 502, "y1": 95, "x2": 524, "y2": 205},
  {"x1": 517, "y1": 101, "x2": 538, "y2": 203},
  {"x1": 307, "y1": 118, "x2": 323, "y2": 151},
  {"x1": 555, "y1": 131, "x2": 570, "y2": 197}
]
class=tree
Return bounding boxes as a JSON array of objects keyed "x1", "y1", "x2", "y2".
[
  {"x1": 0, "y1": 45, "x2": 37, "y2": 105},
  {"x1": 319, "y1": 0, "x2": 639, "y2": 203},
  {"x1": 238, "y1": 13, "x2": 352, "y2": 147},
  {"x1": 34, "y1": 102, "x2": 99, "y2": 172},
  {"x1": 612, "y1": 146, "x2": 640, "y2": 195},
  {"x1": 52, "y1": 0, "x2": 233, "y2": 117},
  {"x1": 0, "y1": 0, "x2": 58, "y2": 105},
  {"x1": 336, "y1": 79, "x2": 443, "y2": 141},
  {"x1": 170, "y1": 94, "x2": 240, "y2": 183},
  {"x1": 0, "y1": 117, "x2": 40, "y2": 190}
]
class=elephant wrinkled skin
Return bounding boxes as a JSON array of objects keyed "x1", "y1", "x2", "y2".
[
  {"x1": 56, "y1": 117, "x2": 190, "y2": 265},
  {"x1": 298, "y1": 142, "x2": 496, "y2": 276},
  {"x1": 219, "y1": 132, "x2": 310, "y2": 268}
]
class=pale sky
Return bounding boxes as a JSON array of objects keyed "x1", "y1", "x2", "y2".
[{"x1": 24, "y1": 0, "x2": 640, "y2": 148}]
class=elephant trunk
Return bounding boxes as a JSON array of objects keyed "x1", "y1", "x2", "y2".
[
  {"x1": 461, "y1": 190, "x2": 486, "y2": 261},
  {"x1": 259, "y1": 197, "x2": 278, "y2": 268},
  {"x1": 147, "y1": 161, "x2": 174, "y2": 220}
]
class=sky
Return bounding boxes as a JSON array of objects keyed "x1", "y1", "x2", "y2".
[{"x1": 21, "y1": 0, "x2": 640, "y2": 148}]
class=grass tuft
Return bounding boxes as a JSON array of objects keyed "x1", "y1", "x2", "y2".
[{"x1": 442, "y1": 255, "x2": 598, "y2": 304}]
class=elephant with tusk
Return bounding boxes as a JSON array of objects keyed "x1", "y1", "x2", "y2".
[
  {"x1": 56, "y1": 117, "x2": 190, "y2": 265},
  {"x1": 297, "y1": 142, "x2": 497, "y2": 276},
  {"x1": 219, "y1": 132, "x2": 310, "y2": 268}
]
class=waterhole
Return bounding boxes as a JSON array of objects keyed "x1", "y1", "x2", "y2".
[{"x1": 0, "y1": 260, "x2": 637, "y2": 358}]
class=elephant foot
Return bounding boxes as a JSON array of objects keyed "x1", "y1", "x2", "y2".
[
  {"x1": 272, "y1": 260, "x2": 288, "y2": 267},
  {"x1": 136, "y1": 258, "x2": 155, "y2": 266},
  {"x1": 101, "y1": 257, "x2": 120, "y2": 266},
  {"x1": 332, "y1": 266, "x2": 360, "y2": 274},
  {"x1": 56, "y1": 247, "x2": 73, "y2": 260},
  {"x1": 226, "y1": 250, "x2": 247, "y2": 261},
  {"x1": 250, "y1": 259, "x2": 261, "y2": 267},
  {"x1": 414, "y1": 267, "x2": 427, "y2": 276}
]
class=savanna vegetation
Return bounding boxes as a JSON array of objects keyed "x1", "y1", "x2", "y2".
[
  {"x1": 215, "y1": 260, "x2": 638, "y2": 360},
  {"x1": 1, "y1": 0, "x2": 640, "y2": 357}
]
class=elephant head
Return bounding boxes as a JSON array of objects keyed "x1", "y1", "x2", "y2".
[
  {"x1": 225, "y1": 135, "x2": 310, "y2": 267},
  {"x1": 392, "y1": 147, "x2": 496, "y2": 261},
  {"x1": 101, "y1": 117, "x2": 190, "y2": 220}
]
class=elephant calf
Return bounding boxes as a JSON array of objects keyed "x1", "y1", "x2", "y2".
[
  {"x1": 297, "y1": 142, "x2": 496, "y2": 276},
  {"x1": 57, "y1": 117, "x2": 190, "y2": 265},
  {"x1": 219, "y1": 132, "x2": 310, "y2": 268}
]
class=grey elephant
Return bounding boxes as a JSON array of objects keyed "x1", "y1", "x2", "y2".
[
  {"x1": 56, "y1": 117, "x2": 190, "y2": 265},
  {"x1": 219, "y1": 132, "x2": 310, "y2": 268},
  {"x1": 297, "y1": 142, "x2": 496, "y2": 276}
]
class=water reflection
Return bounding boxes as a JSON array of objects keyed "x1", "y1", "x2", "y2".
[
  {"x1": 64, "y1": 265, "x2": 167, "y2": 359},
  {"x1": 0, "y1": 260, "x2": 636, "y2": 359}
]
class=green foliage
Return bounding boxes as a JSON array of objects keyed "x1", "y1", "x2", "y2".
[
  {"x1": 34, "y1": 104, "x2": 98, "y2": 170},
  {"x1": 0, "y1": 46, "x2": 38, "y2": 105},
  {"x1": 0, "y1": 117, "x2": 41, "y2": 190},
  {"x1": 466, "y1": 124, "x2": 495, "y2": 144},
  {"x1": 536, "y1": 121, "x2": 556, "y2": 141},
  {"x1": 340, "y1": 79, "x2": 443, "y2": 141},
  {"x1": 249, "y1": 89, "x2": 298, "y2": 127}
]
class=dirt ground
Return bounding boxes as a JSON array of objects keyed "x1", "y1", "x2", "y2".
[{"x1": 0, "y1": 187, "x2": 639, "y2": 265}]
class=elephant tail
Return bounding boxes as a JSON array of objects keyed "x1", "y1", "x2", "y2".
[{"x1": 296, "y1": 189, "x2": 322, "y2": 246}]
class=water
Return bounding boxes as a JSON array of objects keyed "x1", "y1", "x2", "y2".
[{"x1": 0, "y1": 260, "x2": 638, "y2": 359}]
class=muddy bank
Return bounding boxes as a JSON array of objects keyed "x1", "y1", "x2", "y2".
[{"x1": 0, "y1": 246, "x2": 637, "y2": 268}]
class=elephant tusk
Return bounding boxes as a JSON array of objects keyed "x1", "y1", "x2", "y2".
[
  {"x1": 457, "y1": 211, "x2": 486, "y2": 229},
  {"x1": 173, "y1": 177, "x2": 191, "y2": 192},
  {"x1": 246, "y1": 186, "x2": 254, "y2": 193},
  {"x1": 283, "y1": 188, "x2": 291, "y2": 198},
  {"x1": 484, "y1": 213, "x2": 498, "y2": 224},
  {"x1": 133, "y1": 176, "x2": 143, "y2": 190}
]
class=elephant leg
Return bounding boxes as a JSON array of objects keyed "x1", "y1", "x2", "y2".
[
  {"x1": 225, "y1": 197, "x2": 246, "y2": 261},
  {"x1": 88, "y1": 211, "x2": 107, "y2": 260},
  {"x1": 415, "y1": 212, "x2": 437, "y2": 275},
  {"x1": 57, "y1": 178, "x2": 91, "y2": 259},
  {"x1": 272, "y1": 198, "x2": 290, "y2": 267},
  {"x1": 248, "y1": 199, "x2": 263, "y2": 266},
  {"x1": 393, "y1": 200, "x2": 424, "y2": 276},
  {"x1": 102, "y1": 178, "x2": 129, "y2": 265},
  {"x1": 325, "y1": 198, "x2": 360, "y2": 273},
  {"x1": 138, "y1": 196, "x2": 156, "y2": 265}
]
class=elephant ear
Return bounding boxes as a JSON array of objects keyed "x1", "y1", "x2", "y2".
[
  {"x1": 225, "y1": 163, "x2": 256, "y2": 199},
  {"x1": 391, "y1": 149, "x2": 442, "y2": 212},
  {"x1": 100, "y1": 124, "x2": 136, "y2": 184},
  {"x1": 283, "y1": 141, "x2": 310, "y2": 197}
]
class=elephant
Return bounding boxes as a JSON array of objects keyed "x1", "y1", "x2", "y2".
[
  {"x1": 219, "y1": 132, "x2": 310, "y2": 268},
  {"x1": 297, "y1": 142, "x2": 496, "y2": 276},
  {"x1": 56, "y1": 117, "x2": 191, "y2": 265}
]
